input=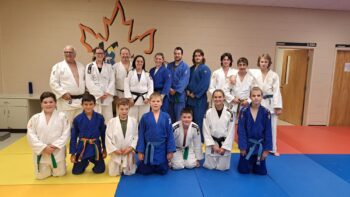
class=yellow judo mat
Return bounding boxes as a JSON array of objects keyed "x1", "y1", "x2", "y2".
[
  {"x1": 0, "y1": 136, "x2": 119, "y2": 197},
  {"x1": 0, "y1": 136, "x2": 239, "y2": 196}
]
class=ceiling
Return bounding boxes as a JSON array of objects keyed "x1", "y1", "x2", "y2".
[{"x1": 170, "y1": 0, "x2": 350, "y2": 11}]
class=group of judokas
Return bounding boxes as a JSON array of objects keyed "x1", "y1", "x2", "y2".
[{"x1": 26, "y1": 44, "x2": 282, "y2": 179}]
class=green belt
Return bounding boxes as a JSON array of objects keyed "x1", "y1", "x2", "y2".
[{"x1": 37, "y1": 154, "x2": 57, "y2": 172}]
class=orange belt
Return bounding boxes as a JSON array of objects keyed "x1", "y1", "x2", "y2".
[{"x1": 78, "y1": 138, "x2": 99, "y2": 162}]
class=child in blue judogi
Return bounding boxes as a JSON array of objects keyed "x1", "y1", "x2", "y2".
[
  {"x1": 70, "y1": 93, "x2": 107, "y2": 174},
  {"x1": 237, "y1": 87, "x2": 272, "y2": 175},
  {"x1": 136, "y1": 92, "x2": 176, "y2": 175}
]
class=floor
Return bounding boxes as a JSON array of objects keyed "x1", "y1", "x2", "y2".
[{"x1": 0, "y1": 125, "x2": 349, "y2": 197}]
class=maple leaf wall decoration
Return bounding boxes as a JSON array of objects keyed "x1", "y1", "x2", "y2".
[{"x1": 79, "y1": 0, "x2": 157, "y2": 55}]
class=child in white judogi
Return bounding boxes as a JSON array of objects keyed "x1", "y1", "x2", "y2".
[
  {"x1": 171, "y1": 108, "x2": 203, "y2": 169},
  {"x1": 249, "y1": 54, "x2": 283, "y2": 156},
  {"x1": 203, "y1": 89, "x2": 235, "y2": 171},
  {"x1": 27, "y1": 92, "x2": 70, "y2": 179},
  {"x1": 105, "y1": 98, "x2": 138, "y2": 176}
]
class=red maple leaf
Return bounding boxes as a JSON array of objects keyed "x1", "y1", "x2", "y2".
[{"x1": 79, "y1": 0, "x2": 157, "y2": 54}]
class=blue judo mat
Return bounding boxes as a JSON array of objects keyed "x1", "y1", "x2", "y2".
[{"x1": 115, "y1": 154, "x2": 350, "y2": 197}]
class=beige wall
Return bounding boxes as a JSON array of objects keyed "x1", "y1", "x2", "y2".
[{"x1": 1, "y1": 0, "x2": 350, "y2": 125}]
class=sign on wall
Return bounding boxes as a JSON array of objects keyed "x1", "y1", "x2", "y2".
[{"x1": 79, "y1": 0, "x2": 157, "y2": 64}]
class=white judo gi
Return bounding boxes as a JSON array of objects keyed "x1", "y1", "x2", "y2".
[
  {"x1": 85, "y1": 62, "x2": 115, "y2": 123},
  {"x1": 27, "y1": 110, "x2": 70, "y2": 179},
  {"x1": 124, "y1": 70, "x2": 154, "y2": 122},
  {"x1": 203, "y1": 106, "x2": 235, "y2": 170},
  {"x1": 105, "y1": 116, "x2": 138, "y2": 176},
  {"x1": 114, "y1": 61, "x2": 132, "y2": 98},
  {"x1": 209, "y1": 67, "x2": 237, "y2": 95},
  {"x1": 224, "y1": 72, "x2": 255, "y2": 118},
  {"x1": 171, "y1": 121, "x2": 203, "y2": 169},
  {"x1": 49, "y1": 60, "x2": 85, "y2": 123},
  {"x1": 250, "y1": 69, "x2": 283, "y2": 153}
]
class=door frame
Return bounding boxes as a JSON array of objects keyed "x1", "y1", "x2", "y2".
[
  {"x1": 275, "y1": 46, "x2": 314, "y2": 125},
  {"x1": 328, "y1": 47, "x2": 350, "y2": 126}
]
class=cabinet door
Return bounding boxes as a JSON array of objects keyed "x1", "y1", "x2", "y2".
[
  {"x1": 0, "y1": 106, "x2": 7, "y2": 128},
  {"x1": 7, "y1": 106, "x2": 28, "y2": 129}
]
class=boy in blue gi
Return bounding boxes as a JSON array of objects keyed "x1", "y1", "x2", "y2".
[
  {"x1": 167, "y1": 47, "x2": 190, "y2": 123},
  {"x1": 186, "y1": 49, "x2": 211, "y2": 140},
  {"x1": 70, "y1": 93, "x2": 107, "y2": 174},
  {"x1": 150, "y1": 52, "x2": 172, "y2": 112},
  {"x1": 136, "y1": 92, "x2": 176, "y2": 175},
  {"x1": 237, "y1": 87, "x2": 272, "y2": 175}
]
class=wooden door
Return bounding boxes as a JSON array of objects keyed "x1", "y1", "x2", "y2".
[
  {"x1": 329, "y1": 50, "x2": 350, "y2": 126},
  {"x1": 279, "y1": 49, "x2": 309, "y2": 125}
]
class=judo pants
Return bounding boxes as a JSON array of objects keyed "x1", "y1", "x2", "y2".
[
  {"x1": 136, "y1": 161, "x2": 169, "y2": 175},
  {"x1": 61, "y1": 108, "x2": 82, "y2": 124},
  {"x1": 34, "y1": 160, "x2": 66, "y2": 180},
  {"x1": 237, "y1": 154, "x2": 267, "y2": 175},
  {"x1": 171, "y1": 149, "x2": 197, "y2": 170},
  {"x1": 95, "y1": 103, "x2": 113, "y2": 124},
  {"x1": 271, "y1": 114, "x2": 278, "y2": 153},
  {"x1": 168, "y1": 101, "x2": 185, "y2": 123},
  {"x1": 129, "y1": 104, "x2": 149, "y2": 123},
  {"x1": 187, "y1": 98, "x2": 208, "y2": 141},
  {"x1": 161, "y1": 96, "x2": 170, "y2": 113},
  {"x1": 72, "y1": 154, "x2": 105, "y2": 175},
  {"x1": 203, "y1": 153, "x2": 231, "y2": 171},
  {"x1": 108, "y1": 155, "x2": 137, "y2": 176}
]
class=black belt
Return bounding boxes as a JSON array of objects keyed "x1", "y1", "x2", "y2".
[
  {"x1": 263, "y1": 95, "x2": 273, "y2": 99},
  {"x1": 131, "y1": 91, "x2": 147, "y2": 103},
  {"x1": 212, "y1": 136, "x2": 226, "y2": 148},
  {"x1": 70, "y1": 94, "x2": 83, "y2": 99},
  {"x1": 116, "y1": 89, "x2": 124, "y2": 93}
]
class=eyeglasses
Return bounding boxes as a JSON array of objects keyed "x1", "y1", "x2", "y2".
[{"x1": 64, "y1": 51, "x2": 74, "y2": 54}]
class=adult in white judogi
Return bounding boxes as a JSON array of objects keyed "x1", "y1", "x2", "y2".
[
  {"x1": 105, "y1": 116, "x2": 138, "y2": 176},
  {"x1": 203, "y1": 90, "x2": 235, "y2": 170},
  {"x1": 249, "y1": 54, "x2": 283, "y2": 155},
  {"x1": 224, "y1": 57, "x2": 255, "y2": 118},
  {"x1": 113, "y1": 47, "x2": 132, "y2": 99},
  {"x1": 209, "y1": 53, "x2": 237, "y2": 95},
  {"x1": 124, "y1": 55, "x2": 153, "y2": 122},
  {"x1": 27, "y1": 93, "x2": 70, "y2": 179},
  {"x1": 86, "y1": 48, "x2": 115, "y2": 123},
  {"x1": 171, "y1": 121, "x2": 203, "y2": 169},
  {"x1": 49, "y1": 45, "x2": 85, "y2": 123}
]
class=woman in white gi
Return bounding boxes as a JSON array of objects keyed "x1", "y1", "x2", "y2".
[
  {"x1": 85, "y1": 47, "x2": 115, "y2": 123},
  {"x1": 124, "y1": 55, "x2": 154, "y2": 122},
  {"x1": 203, "y1": 89, "x2": 235, "y2": 170},
  {"x1": 209, "y1": 52, "x2": 237, "y2": 96},
  {"x1": 27, "y1": 92, "x2": 70, "y2": 179},
  {"x1": 171, "y1": 107, "x2": 203, "y2": 169},
  {"x1": 250, "y1": 54, "x2": 283, "y2": 156},
  {"x1": 105, "y1": 98, "x2": 138, "y2": 176},
  {"x1": 224, "y1": 57, "x2": 255, "y2": 119}
]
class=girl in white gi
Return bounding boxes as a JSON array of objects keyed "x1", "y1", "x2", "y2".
[
  {"x1": 171, "y1": 108, "x2": 203, "y2": 169},
  {"x1": 203, "y1": 89, "x2": 235, "y2": 170},
  {"x1": 209, "y1": 53, "x2": 237, "y2": 96},
  {"x1": 251, "y1": 54, "x2": 283, "y2": 156},
  {"x1": 86, "y1": 47, "x2": 115, "y2": 123},
  {"x1": 124, "y1": 55, "x2": 154, "y2": 122},
  {"x1": 105, "y1": 98, "x2": 138, "y2": 176},
  {"x1": 27, "y1": 92, "x2": 70, "y2": 179},
  {"x1": 224, "y1": 57, "x2": 255, "y2": 119},
  {"x1": 49, "y1": 45, "x2": 85, "y2": 123}
]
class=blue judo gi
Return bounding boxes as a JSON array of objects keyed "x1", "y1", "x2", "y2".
[
  {"x1": 167, "y1": 61, "x2": 190, "y2": 123},
  {"x1": 136, "y1": 111, "x2": 176, "y2": 175},
  {"x1": 237, "y1": 105, "x2": 272, "y2": 175},
  {"x1": 186, "y1": 64, "x2": 211, "y2": 140},
  {"x1": 150, "y1": 65, "x2": 172, "y2": 112},
  {"x1": 70, "y1": 111, "x2": 106, "y2": 174}
]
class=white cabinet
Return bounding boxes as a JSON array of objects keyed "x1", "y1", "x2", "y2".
[{"x1": 0, "y1": 98, "x2": 29, "y2": 129}]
